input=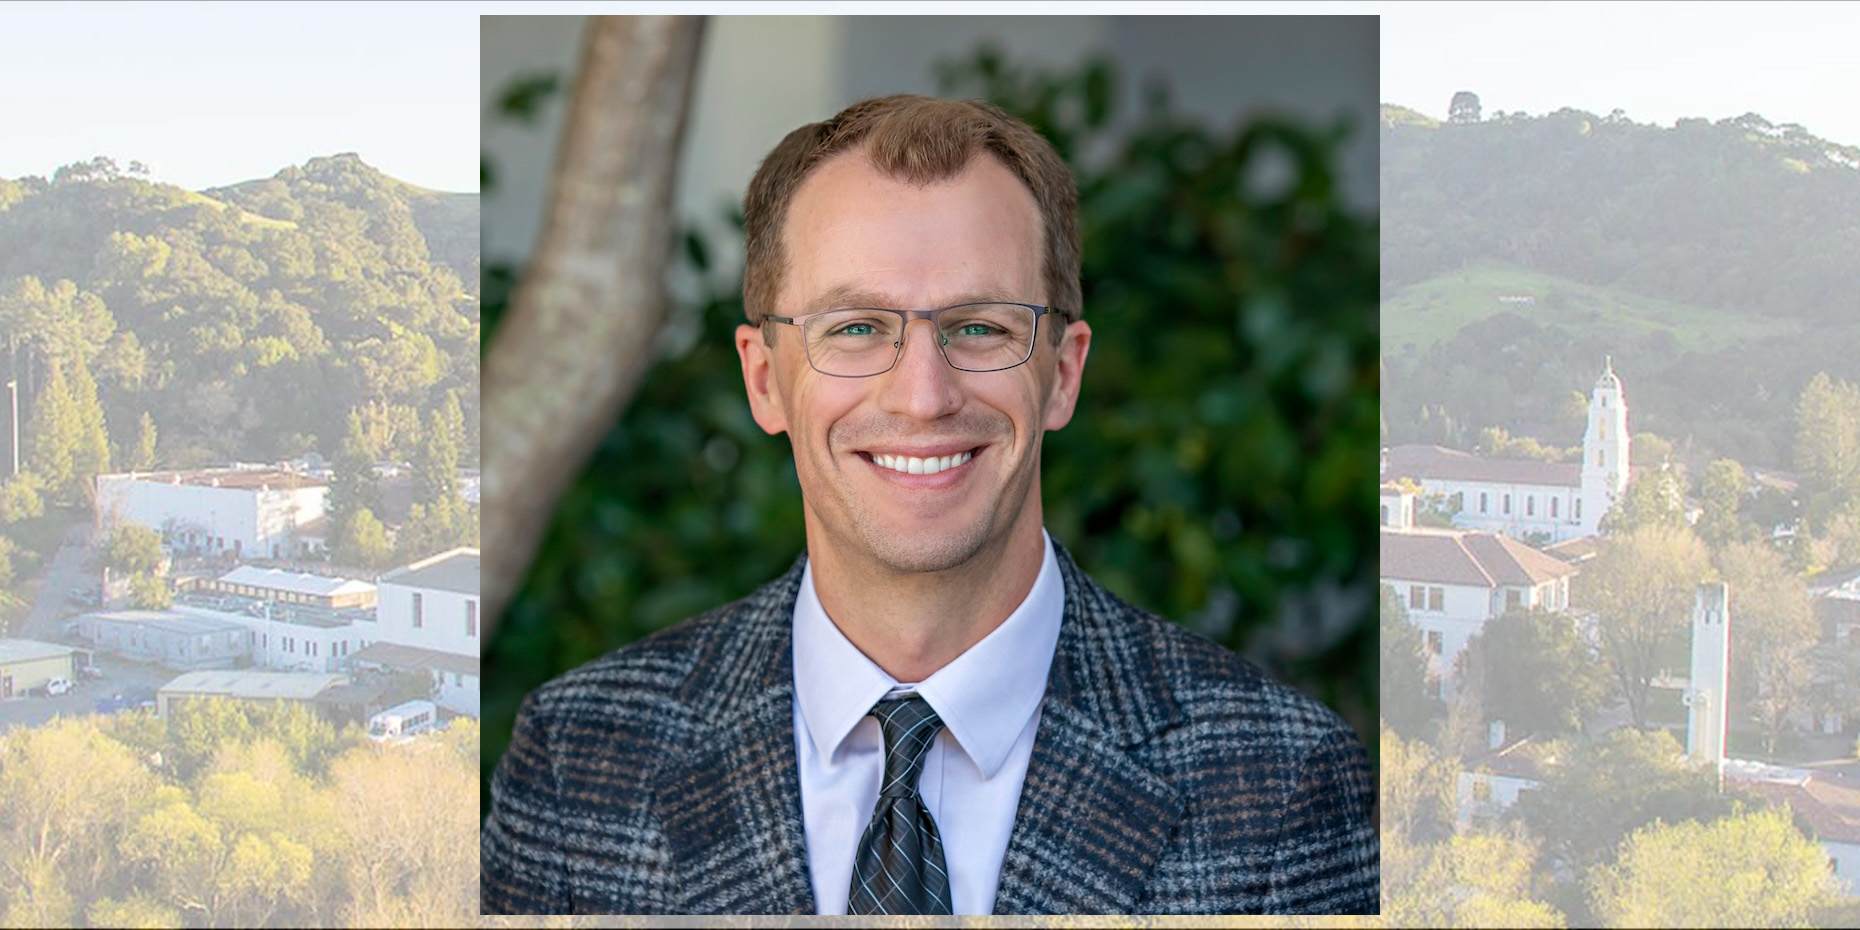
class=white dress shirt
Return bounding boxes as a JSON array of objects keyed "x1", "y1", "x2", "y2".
[{"x1": 791, "y1": 530, "x2": 1064, "y2": 916}]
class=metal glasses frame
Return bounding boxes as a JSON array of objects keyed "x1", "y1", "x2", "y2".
[{"x1": 760, "y1": 301, "x2": 1070, "y2": 378}]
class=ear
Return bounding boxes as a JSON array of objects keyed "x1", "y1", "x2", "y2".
[
  {"x1": 1042, "y1": 319, "x2": 1091, "y2": 431},
  {"x1": 737, "y1": 323, "x2": 789, "y2": 435}
]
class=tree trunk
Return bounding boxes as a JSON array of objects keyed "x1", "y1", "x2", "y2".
[{"x1": 481, "y1": 16, "x2": 706, "y2": 640}]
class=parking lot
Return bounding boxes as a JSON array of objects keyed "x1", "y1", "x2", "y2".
[
  {"x1": 0, "y1": 650, "x2": 176, "y2": 731},
  {"x1": 2, "y1": 526, "x2": 178, "y2": 732}
]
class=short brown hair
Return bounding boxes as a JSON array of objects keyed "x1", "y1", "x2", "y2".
[{"x1": 742, "y1": 95, "x2": 1080, "y2": 340}]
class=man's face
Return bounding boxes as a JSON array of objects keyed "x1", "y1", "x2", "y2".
[{"x1": 737, "y1": 152, "x2": 1090, "y2": 575}]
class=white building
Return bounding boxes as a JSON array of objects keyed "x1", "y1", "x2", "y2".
[
  {"x1": 1457, "y1": 733, "x2": 1554, "y2": 829},
  {"x1": 1384, "y1": 359, "x2": 1631, "y2": 543},
  {"x1": 76, "y1": 610, "x2": 247, "y2": 670},
  {"x1": 353, "y1": 547, "x2": 480, "y2": 717},
  {"x1": 1381, "y1": 483, "x2": 1417, "y2": 530},
  {"x1": 170, "y1": 600, "x2": 366, "y2": 673},
  {"x1": 94, "y1": 465, "x2": 328, "y2": 560},
  {"x1": 1380, "y1": 527, "x2": 1577, "y2": 696},
  {"x1": 203, "y1": 565, "x2": 377, "y2": 610}
]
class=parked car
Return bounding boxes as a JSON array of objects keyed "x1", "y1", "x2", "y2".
[
  {"x1": 31, "y1": 677, "x2": 72, "y2": 697},
  {"x1": 67, "y1": 587, "x2": 100, "y2": 608},
  {"x1": 94, "y1": 686, "x2": 156, "y2": 714},
  {"x1": 77, "y1": 664, "x2": 104, "y2": 681}
]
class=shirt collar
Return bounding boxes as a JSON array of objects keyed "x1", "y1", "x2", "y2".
[{"x1": 792, "y1": 530, "x2": 1064, "y2": 780}]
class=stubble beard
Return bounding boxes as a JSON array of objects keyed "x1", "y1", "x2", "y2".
[{"x1": 818, "y1": 416, "x2": 1038, "y2": 576}]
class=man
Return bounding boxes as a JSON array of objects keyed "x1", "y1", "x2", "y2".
[{"x1": 482, "y1": 95, "x2": 1378, "y2": 916}]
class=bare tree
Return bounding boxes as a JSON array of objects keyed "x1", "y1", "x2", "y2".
[{"x1": 481, "y1": 16, "x2": 706, "y2": 640}]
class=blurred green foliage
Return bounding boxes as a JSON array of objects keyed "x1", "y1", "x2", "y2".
[{"x1": 482, "y1": 48, "x2": 1379, "y2": 811}]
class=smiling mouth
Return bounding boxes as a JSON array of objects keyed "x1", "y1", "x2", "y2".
[{"x1": 859, "y1": 448, "x2": 979, "y2": 476}]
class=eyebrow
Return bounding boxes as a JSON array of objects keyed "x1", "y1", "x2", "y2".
[{"x1": 801, "y1": 284, "x2": 1024, "y2": 313}]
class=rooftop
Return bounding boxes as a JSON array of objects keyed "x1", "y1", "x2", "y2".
[
  {"x1": 350, "y1": 641, "x2": 479, "y2": 678},
  {"x1": 85, "y1": 610, "x2": 246, "y2": 636},
  {"x1": 379, "y1": 547, "x2": 479, "y2": 596},
  {"x1": 172, "y1": 599, "x2": 357, "y2": 630},
  {"x1": 1543, "y1": 536, "x2": 1601, "y2": 564},
  {"x1": 1381, "y1": 528, "x2": 1577, "y2": 588},
  {"x1": 103, "y1": 466, "x2": 327, "y2": 492},
  {"x1": 1465, "y1": 735, "x2": 1560, "y2": 782},
  {"x1": 160, "y1": 670, "x2": 349, "y2": 701},
  {"x1": 217, "y1": 565, "x2": 374, "y2": 599},
  {"x1": 1734, "y1": 772, "x2": 1860, "y2": 845},
  {"x1": 1384, "y1": 444, "x2": 1581, "y2": 489},
  {"x1": 0, "y1": 638, "x2": 76, "y2": 664}
]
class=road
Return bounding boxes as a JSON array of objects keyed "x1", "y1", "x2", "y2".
[
  {"x1": 0, "y1": 521, "x2": 176, "y2": 732},
  {"x1": 19, "y1": 520, "x2": 92, "y2": 641}
]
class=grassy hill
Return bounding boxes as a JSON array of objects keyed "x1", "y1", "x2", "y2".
[{"x1": 1381, "y1": 262, "x2": 1802, "y2": 356}]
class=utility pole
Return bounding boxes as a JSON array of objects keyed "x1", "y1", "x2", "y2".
[{"x1": 6, "y1": 378, "x2": 16, "y2": 478}]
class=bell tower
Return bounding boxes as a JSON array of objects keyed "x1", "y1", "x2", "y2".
[
  {"x1": 1580, "y1": 357, "x2": 1630, "y2": 536},
  {"x1": 1686, "y1": 582, "x2": 1730, "y2": 785}
]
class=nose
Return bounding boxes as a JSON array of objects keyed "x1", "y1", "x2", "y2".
[{"x1": 875, "y1": 318, "x2": 963, "y2": 421}]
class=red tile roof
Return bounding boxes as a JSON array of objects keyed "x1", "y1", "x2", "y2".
[
  {"x1": 1385, "y1": 444, "x2": 1580, "y2": 488},
  {"x1": 1380, "y1": 529, "x2": 1576, "y2": 588}
]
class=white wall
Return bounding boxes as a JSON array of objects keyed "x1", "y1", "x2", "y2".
[
  {"x1": 436, "y1": 671, "x2": 479, "y2": 718},
  {"x1": 1827, "y1": 839, "x2": 1860, "y2": 897},
  {"x1": 376, "y1": 582, "x2": 480, "y2": 659},
  {"x1": 1423, "y1": 477, "x2": 1585, "y2": 542},
  {"x1": 96, "y1": 476, "x2": 326, "y2": 559},
  {"x1": 172, "y1": 604, "x2": 361, "y2": 673}
]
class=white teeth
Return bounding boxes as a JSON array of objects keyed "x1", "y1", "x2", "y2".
[{"x1": 873, "y1": 450, "x2": 972, "y2": 476}]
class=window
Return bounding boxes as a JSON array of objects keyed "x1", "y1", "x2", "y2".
[
  {"x1": 1507, "y1": 589, "x2": 1522, "y2": 609},
  {"x1": 1551, "y1": 497, "x2": 1559, "y2": 519},
  {"x1": 1526, "y1": 496, "x2": 1535, "y2": 517},
  {"x1": 1575, "y1": 498, "x2": 1583, "y2": 521},
  {"x1": 1426, "y1": 630, "x2": 1443, "y2": 655},
  {"x1": 1428, "y1": 587, "x2": 1444, "y2": 612},
  {"x1": 1380, "y1": 504, "x2": 1390, "y2": 526},
  {"x1": 1503, "y1": 494, "x2": 1511, "y2": 515},
  {"x1": 1411, "y1": 586, "x2": 1425, "y2": 610},
  {"x1": 1480, "y1": 492, "x2": 1488, "y2": 514},
  {"x1": 467, "y1": 600, "x2": 478, "y2": 638},
  {"x1": 412, "y1": 593, "x2": 424, "y2": 629}
]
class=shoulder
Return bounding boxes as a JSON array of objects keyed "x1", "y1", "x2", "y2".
[
  {"x1": 1055, "y1": 559, "x2": 1377, "y2": 912},
  {"x1": 1054, "y1": 547, "x2": 1362, "y2": 768},
  {"x1": 515, "y1": 570, "x2": 790, "y2": 751}
]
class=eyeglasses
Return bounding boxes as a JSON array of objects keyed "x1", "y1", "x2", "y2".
[{"x1": 761, "y1": 302, "x2": 1069, "y2": 378}]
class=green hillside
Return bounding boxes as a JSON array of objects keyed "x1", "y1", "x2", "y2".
[{"x1": 1382, "y1": 262, "x2": 1802, "y2": 356}]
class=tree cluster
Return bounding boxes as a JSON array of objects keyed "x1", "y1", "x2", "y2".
[{"x1": 0, "y1": 701, "x2": 479, "y2": 928}]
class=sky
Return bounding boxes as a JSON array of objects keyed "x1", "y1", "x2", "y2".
[
  {"x1": 0, "y1": 2, "x2": 480, "y2": 192},
  {"x1": 1381, "y1": 2, "x2": 1860, "y2": 148},
  {"x1": 5, "y1": 2, "x2": 1854, "y2": 192}
]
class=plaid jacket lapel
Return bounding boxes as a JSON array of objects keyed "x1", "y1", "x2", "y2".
[
  {"x1": 992, "y1": 544, "x2": 1190, "y2": 914},
  {"x1": 651, "y1": 557, "x2": 817, "y2": 915}
]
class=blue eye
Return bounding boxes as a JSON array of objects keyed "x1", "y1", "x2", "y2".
[
  {"x1": 958, "y1": 323, "x2": 996, "y2": 337},
  {"x1": 835, "y1": 323, "x2": 877, "y2": 337}
]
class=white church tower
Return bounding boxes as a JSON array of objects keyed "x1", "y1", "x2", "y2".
[
  {"x1": 1686, "y1": 582, "x2": 1730, "y2": 783},
  {"x1": 1579, "y1": 357, "x2": 1630, "y2": 536}
]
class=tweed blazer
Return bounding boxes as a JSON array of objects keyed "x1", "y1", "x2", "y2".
[{"x1": 482, "y1": 544, "x2": 1379, "y2": 915}]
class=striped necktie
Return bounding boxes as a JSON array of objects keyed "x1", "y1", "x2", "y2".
[{"x1": 847, "y1": 693, "x2": 953, "y2": 915}]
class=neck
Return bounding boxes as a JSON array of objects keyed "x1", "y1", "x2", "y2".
[{"x1": 806, "y1": 513, "x2": 1046, "y2": 683}]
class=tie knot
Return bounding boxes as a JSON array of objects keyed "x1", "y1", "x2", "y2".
[{"x1": 870, "y1": 694, "x2": 942, "y2": 799}]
